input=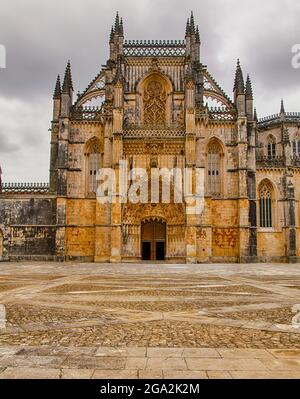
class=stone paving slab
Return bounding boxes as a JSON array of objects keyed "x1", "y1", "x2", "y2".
[
  {"x1": 0, "y1": 355, "x2": 66, "y2": 369},
  {"x1": 0, "y1": 367, "x2": 60, "y2": 379},
  {"x1": 146, "y1": 357, "x2": 187, "y2": 370},
  {"x1": 268, "y1": 349, "x2": 300, "y2": 358},
  {"x1": 230, "y1": 371, "x2": 300, "y2": 379},
  {"x1": 186, "y1": 358, "x2": 268, "y2": 371},
  {"x1": 61, "y1": 356, "x2": 126, "y2": 370},
  {"x1": 217, "y1": 348, "x2": 274, "y2": 359},
  {"x1": 61, "y1": 369, "x2": 95, "y2": 379},
  {"x1": 207, "y1": 371, "x2": 232, "y2": 379},
  {"x1": 162, "y1": 370, "x2": 208, "y2": 379},
  {"x1": 92, "y1": 370, "x2": 138, "y2": 379},
  {"x1": 95, "y1": 347, "x2": 146, "y2": 357}
]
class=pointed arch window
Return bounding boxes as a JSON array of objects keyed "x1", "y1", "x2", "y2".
[
  {"x1": 292, "y1": 136, "x2": 300, "y2": 157},
  {"x1": 85, "y1": 138, "x2": 102, "y2": 195},
  {"x1": 259, "y1": 181, "x2": 273, "y2": 228},
  {"x1": 267, "y1": 136, "x2": 276, "y2": 159},
  {"x1": 207, "y1": 141, "x2": 222, "y2": 197}
]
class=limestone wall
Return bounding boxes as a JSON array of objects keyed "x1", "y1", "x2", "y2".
[{"x1": 0, "y1": 196, "x2": 56, "y2": 260}]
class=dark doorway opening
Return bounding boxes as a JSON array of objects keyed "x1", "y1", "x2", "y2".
[
  {"x1": 141, "y1": 220, "x2": 166, "y2": 261},
  {"x1": 142, "y1": 242, "x2": 151, "y2": 261},
  {"x1": 156, "y1": 241, "x2": 165, "y2": 261}
]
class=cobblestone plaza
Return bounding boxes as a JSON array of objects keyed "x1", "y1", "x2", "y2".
[{"x1": 0, "y1": 262, "x2": 300, "y2": 379}]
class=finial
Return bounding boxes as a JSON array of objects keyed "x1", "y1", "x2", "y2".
[
  {"x1": 115, "y1": 11, "x2": 120, "y2": 33},
  {"x1": 245, "y1": 74, "x2": 253, "y2": 99},
  {"x1": 185, "y1": 18, "x2": 191, "y2": 37},
  {"x1": 62, "y1": 60, "x2": 73, "y2": 94},
  {"x1": 190, "y1": 11, "x2": 195, "y2": 34},
  {"x1": 280, "y1": 99, "x2": 285, "y2": 114},
  {"x1": 254, "y1": 107, "x2": 258, "y2": 122},
  {"x1": 195, "y1": 26, "x2": 200, "y2": 43},
  {"x1": 53, "y1": 75, "x2": 61, "y2": 99},
  {"x1": 110, "y1": 26, "x2": 115, "y2": 43},
  {"x1": 120, "y1": 17, "x2": 124, "y2": 36},
  {"x1": 234, "y1": 59, "x2": 245, "y2": 94}
]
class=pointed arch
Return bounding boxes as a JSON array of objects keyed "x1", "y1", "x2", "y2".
[
  {"x1": 258, "y1": 179, "x2": 274, "y2": 228},
  {"x1": 84, "y1": 137, "x2": 103, "y2": 195},
  {"x1": 207, "y1": 138, "x2": 224, "y2": 197}
]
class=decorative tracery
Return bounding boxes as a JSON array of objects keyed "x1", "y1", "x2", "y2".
[
  {"x1": 207, "y1": 140, "x2": 223, "y2": 197},
  {"x1": 85, "y1": 137, "x2": 102, "y2": 194},
  {"x1": 143, "y1": 80, "x2": 167, "y2": 126},
  {"x1": 259, "y1": 180, "x2": 273, "y2": 228}
]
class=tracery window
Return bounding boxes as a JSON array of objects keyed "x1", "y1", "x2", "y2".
[
  {"x1": 292, "y1": 138, "x2": 300, "y2": 157},
  {"x1": 85, "y1": 138, "x2": 102, "y2": 194},
  {"x1": 207, "y1": 141, "x2": 222, "y2": 197},
  {"x1": 143, "y1": 80, "x2": 167, "y2": 127},
  {"x1": 259, "y1": 181, "x2": 273, "y2": 228},
  {"x1": 267, "y1": 136, "x2": 276, "y2": 159}
]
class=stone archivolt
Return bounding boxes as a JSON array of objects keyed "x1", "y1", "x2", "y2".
[{"x1": 122, "y1": 203, "x2": 185, "y2": 226}]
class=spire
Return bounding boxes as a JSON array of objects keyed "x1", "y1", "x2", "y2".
[
  {"x1": 114, "y1": 11, "x2": 120, "y2": 34},
  {"x1": 233, "y1": 59, "x2": 245, "y2": 94},
  {"x1": 119, "y1": 17, "x2": 124, "y2": 36},
  {"x1": 280, "y1": 99, "x2": 285, "y2": 114},
  {"x1": 62, "y1": 60, "x2": 73, "y2": 94},
  {"x1": 53, "y1": 75, "x2": 61, "y2": 99},
  {"x1": 109, "y1": 26, "x2": 115, "y2": 43},
  {"x1": 195, "y1": 26, "x2": 200, "y2": 43},
  {"x1": 190, "y1": 11, "x2": 195, "y2": 34},
  {"x1": 185, "y1": 18, "x2": 191, "y2": 36},
  {"x1": 245, "y1": 74, "x2": 253, "y2": 99}
]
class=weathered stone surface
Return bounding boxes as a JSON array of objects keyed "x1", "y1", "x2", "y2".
[{"x1": 0, "y1": 263, "x2": 298, "y2": 379}]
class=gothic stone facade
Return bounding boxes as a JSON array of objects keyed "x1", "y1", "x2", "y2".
[{"x1": 1, "y1": 13, "x2": 300, "y2": 264}]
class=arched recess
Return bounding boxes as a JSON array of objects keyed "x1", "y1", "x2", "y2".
[
  {"x1": 137, "y1": 71, "x2": 173, "y2": 128},
  {"x1": 206, "y1": 138, "x2": 224, "y2": 198},
  {"x1": 84, "y1": 137, "x2": 103, "y2": 196},
  {"x1": 122, "y1": 202, "x2": 185, "y2": 260},
  {"x1": 258, "y1": 179, "x2": 275, "y2": 228}
]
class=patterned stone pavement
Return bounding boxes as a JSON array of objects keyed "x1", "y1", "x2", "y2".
[{"x1": 0, "y1": 262, "x2": 300, "y2": 379}]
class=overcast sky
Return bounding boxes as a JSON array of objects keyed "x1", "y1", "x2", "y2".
[{"x1": 0, "y1": 0, "x2": 299, "y2": 182}]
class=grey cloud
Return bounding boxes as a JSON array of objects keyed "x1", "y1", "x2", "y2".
[{"x1": 0, "y1": 131, "x2": 20, "y2": 153}]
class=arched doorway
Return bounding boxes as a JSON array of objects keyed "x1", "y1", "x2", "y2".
[{"x1": 141, "y1": 220, "x2": 166, "y2": 261}]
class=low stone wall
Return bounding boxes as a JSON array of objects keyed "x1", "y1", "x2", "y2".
[{"x1": 0, "y1": 195, "x2": 56, "y2": 261}]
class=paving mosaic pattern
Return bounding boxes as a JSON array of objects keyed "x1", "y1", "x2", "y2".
[{"x1": 0, "y1": 262, "x2": 300, "y2": 379}]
